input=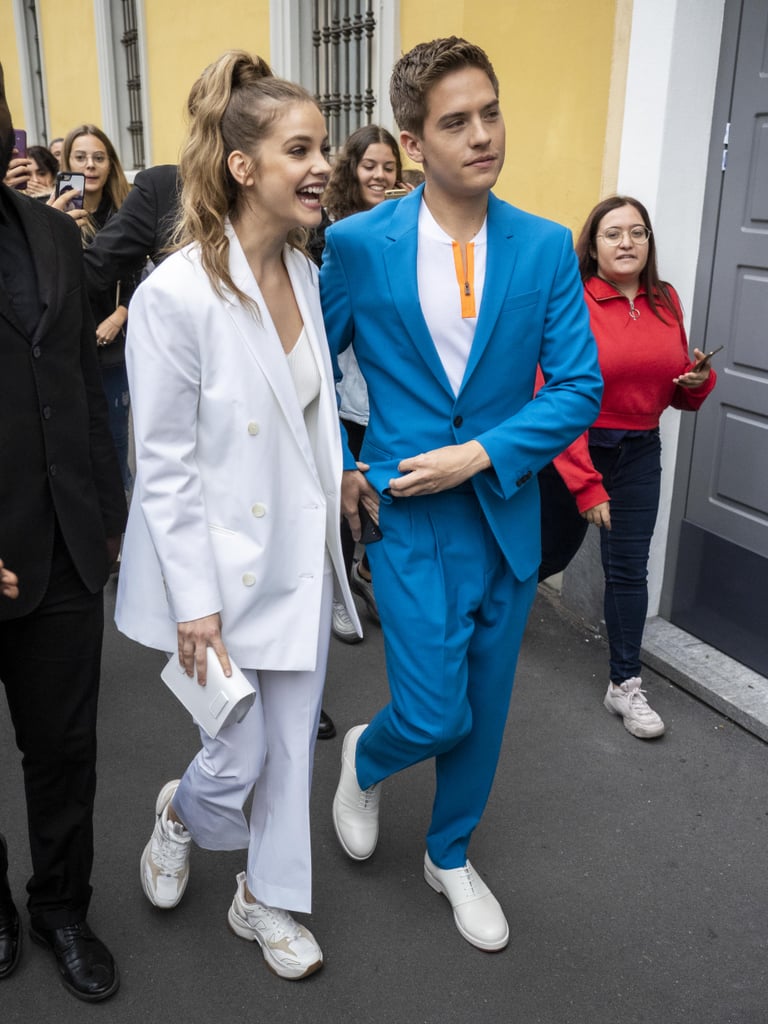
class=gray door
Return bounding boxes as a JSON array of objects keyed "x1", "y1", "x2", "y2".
[{"x1": 671, "y1": 0, "x2": 768, "y2": 674}]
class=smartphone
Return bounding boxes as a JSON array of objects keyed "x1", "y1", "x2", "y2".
[
  {"x1": 358, "y1": 502, "x2": 382, "y2": 544},
  {"x1": 11, "y1": 129, "x2": 27, "y2": 189},
  {"x1": 55, "y1": 171, "x2": 86, "y2": 210},
  {"x1": 384, "y1": 187, "x2": 409, "y2": 200},
  {"x1": 12, "y1": 129, "x2": 27, "y2": 158},
  {"x1": 692, "y1": 344, "x2": 724, "y2": 371}
]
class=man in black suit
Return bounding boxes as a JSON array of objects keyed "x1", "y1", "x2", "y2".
[
  {"x1": 0, "y1": 62, "x2": 126, "y2": 1002},
  {"x1": 83, "y1": 162, "x2": 179, "y2": 300}
]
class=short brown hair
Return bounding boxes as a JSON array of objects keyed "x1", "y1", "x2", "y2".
[{"x1": 390, "y1": 37, "x2": 499, "y2": 136}]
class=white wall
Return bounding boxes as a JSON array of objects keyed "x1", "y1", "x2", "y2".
[{"x1": 616, "y1": 0, "x2": 726, "y2": 614}]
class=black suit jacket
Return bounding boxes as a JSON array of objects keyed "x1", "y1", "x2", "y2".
[
  {"x1": 83, "y1": 164, "x2": 180, "y2": 302},
  {"x1": 0, "y1": 186, "x2": 127, "y2": 619}
]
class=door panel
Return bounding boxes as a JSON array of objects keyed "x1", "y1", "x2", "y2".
[{"x1": 672, "y1": 0, "x2": 768, "y2": 674}]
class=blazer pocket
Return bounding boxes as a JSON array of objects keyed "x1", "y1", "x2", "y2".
[
  {"x1": 500, "y1": 289, "x2": 540, "y2": 313},
  {"x1": 208, "y1": 523, "x2": 238, "y2": 536}
]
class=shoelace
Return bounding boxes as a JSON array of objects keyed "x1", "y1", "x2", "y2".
[
  {"x1": 154, "y1": 826, "x2": 189, "y2": 875},
  {"x1": 247, "y1": 902, "x2": 302, "y2": 942},
  {"x1": 357, "y1": 783, "x2": 379, "y2": 810},
  {"x1": 625, "y1": 686, "x2": 655, "y2": 717}
]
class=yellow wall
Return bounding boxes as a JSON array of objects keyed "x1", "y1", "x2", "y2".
[
  {"x1": 0, "y1": 6, "x2": 24, "y2": 127},
  {"x1": 143, "y1": 2, "x2": 271, "y2": 164},
  {"x1": 38, "y1": 1, "x2": 102, "y2": 142},
  {"x1": 401, "y1": 0, "x2": 621, "y2": 234},
  {"x1": 4, "y1": 0, "x2": 622, "y2": 234}
]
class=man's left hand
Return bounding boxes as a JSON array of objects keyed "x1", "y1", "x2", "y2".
[{"x1": 389, "y1": 440, "x2": 491, "y2": 497}]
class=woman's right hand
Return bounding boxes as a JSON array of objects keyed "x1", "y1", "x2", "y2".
[
  {"x1": 47, "y1": 190, "x2": 89, "y2": 225},
  {"x1": 177, "y1": 613, "x2": 231, "y2": 686},
  {"x1": 582, "y1": 501, "x2": 611, "y2": 529}
]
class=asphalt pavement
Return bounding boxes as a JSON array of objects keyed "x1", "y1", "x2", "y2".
[{"x1": 2, "y1": 581, "x2": 767, "y2": 1024}]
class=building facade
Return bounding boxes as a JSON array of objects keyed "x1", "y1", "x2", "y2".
[{"x1": 3, "y1": 0, "x2": 765, "y2": 677}]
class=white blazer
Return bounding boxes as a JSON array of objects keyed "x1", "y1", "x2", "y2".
[{"x1": 115, "y1": 225, "x2": 360, "y2": 670}]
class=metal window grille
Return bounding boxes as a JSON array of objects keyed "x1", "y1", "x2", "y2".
[
  {"x1": 119, "y1": 0, "x2": 145, "y2": 169},
  {"x1": 313, "y1": 0, "x2": 376, "y2": 151}
]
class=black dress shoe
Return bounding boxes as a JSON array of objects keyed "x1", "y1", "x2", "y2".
[
  {"x1": 317, "y1": 708, "x2": 337, "y2": 740},
  {"x1": 0, "y1": 900, "x2": 21, "y2": 979},
  {"x1": 30, "y1": 921, "x2": 119, "y2": 1002}
]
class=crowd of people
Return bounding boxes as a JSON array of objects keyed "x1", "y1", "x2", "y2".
[{"x1": 0, "y1": 34, "x2": 716, "y2": 1004}]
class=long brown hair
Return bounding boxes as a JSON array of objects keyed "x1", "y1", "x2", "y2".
[
  {"x1": 174, "y1": 50, "x2": 320, "y2": 309},
  {"x1": 323, "y1": 124, "x2": 402, "y2": 221},
  {"x1": 62, "y1": 124, "x2": 130, "y2": 241},
  {"x1": 575, "y1": 195, "x2": 680, "y2": 324}
]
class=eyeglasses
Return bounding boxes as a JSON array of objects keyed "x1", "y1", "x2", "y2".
[
  {"x1": 597, "y1": 226, "x2": 651, "y2": 246},
  {"x1": 69, "y1": 151, "x2": 109, "y2": 166}
]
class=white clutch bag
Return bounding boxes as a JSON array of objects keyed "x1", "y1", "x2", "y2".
[{"x1": 160, "y1": 648, "x2": 256, "y2": 738}]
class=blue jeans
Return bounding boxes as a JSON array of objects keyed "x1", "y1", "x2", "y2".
[
  {"x1": 100, "y1": 361, "x2": 132, "y2": 493},
  {"x1": 590, "y1": 431, "x2": 662, "y2": 683}
]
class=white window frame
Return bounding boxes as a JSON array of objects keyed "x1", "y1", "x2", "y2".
[
  {"x1": 270, "y1": 0, "x2": 400, "y2": 135},
  {"x1": 12, "y1": 0, "x2": 50, "y2": 145}
]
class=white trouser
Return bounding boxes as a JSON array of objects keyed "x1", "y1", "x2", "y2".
[{"x1": 172, "y1": 570, "x2": 332, "y2": 914}]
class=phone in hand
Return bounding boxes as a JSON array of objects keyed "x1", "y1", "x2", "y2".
[
  {"x1": 11, "y1": 129, "x2": 27, "y2": 189},
  {"x1": 384, "y1": 187, "x2": 409, "y2": 200},
  {"x1": 358, "y1": 502, "x2": 382, "y2": 544},
  {"x1": 55, "y1": 171, "x2": 86, "y2": 210},
  {"x1": 692, "y1": 344, "x2": 724, "y2": 372},
  {"x1": 12, "y1": 129, "x2": 27, "y2": 159}
]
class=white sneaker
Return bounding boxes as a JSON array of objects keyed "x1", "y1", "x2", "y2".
[
  {"x1": 604, "y1": 678, "x2": 665, "y2": 739},
  {"x1": 227, "y1": 872, "x2": 323, "y2": 980},
  {"x1": 140, "y1": 780, "x2": 191, "y2": 909},
  {"x1": 332, "y1": 599, "x2": 362, "y2": 644},
  {"x1": 332, "y1": 725, "x2": 380, "y2": 860},
  {"x1": 424, "y1": 852, "x2": 509, "y2": 952}
]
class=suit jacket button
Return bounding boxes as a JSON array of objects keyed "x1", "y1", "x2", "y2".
[
  {"x1": 32, "y1": 346, "x2": 41, "y2": 358},
  {"x1": 247, "y1": 421, "x2": 260, "y2": 435},
  {"x1": 242, "y1": 573, "x2": 256, "y2": 587},
  {"x1": 251, "y1": 503, "x2": 266, "y2": 518},
  {"x1": 453, "y1": 415, "x2": 463, "y2": 427}
]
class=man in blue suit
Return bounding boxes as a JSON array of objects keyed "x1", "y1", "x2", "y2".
[{"x1": 320, "y1": 37, "x2": 602, "y2": 952}]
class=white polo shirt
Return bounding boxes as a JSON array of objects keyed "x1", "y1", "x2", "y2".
[{"x1": 416, "y1": 199, "x2": 487, "y2": 396}]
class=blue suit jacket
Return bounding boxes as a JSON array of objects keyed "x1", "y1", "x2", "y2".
[{"x1": 320, "y1": 186, "x2": 603, "y2": 580}]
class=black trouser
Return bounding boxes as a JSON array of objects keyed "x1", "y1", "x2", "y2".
[{"x1": 0, "y1": 531, "x2": 103, "y2": 930}]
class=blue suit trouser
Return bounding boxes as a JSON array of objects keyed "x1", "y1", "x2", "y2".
[{"x1": 358, "y1": 488, "x2": 537, "y2": 869}]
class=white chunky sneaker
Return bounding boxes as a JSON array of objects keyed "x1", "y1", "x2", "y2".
[
  {"x1": 227, "y1": 872, "x2": 323, "y2": 980},
  {"x1": 332, "y1": 725, "x2": 380, "y2": 860},
  {"x1": 332, "y1": 599, "x2": 362, "y2": 644},
  {"x1": 140, "y1": 780, "x2": 191, "y2": 909},
  {"x1": 603, "y1": 677, "x2": 665, "y2": 739},
  {"x1": 424, "y1": 852, "x2": 509, "y2": 952}
]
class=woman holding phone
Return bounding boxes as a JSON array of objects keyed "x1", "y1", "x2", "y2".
[
  {"x1": 539, "y1": 196, "x2": 717, "y2": 739},
  {"x1": 56, "y1": 125, "x2": 136, "y2": 494},
  {"x1": 115, "y1": 50, "x2": 358, "y2": 980}
]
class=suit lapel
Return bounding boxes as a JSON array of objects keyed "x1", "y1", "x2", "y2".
[
  {"x1": 11, "y1": 190, "x2": 59, "y2": 343},
  {"x1": 223, "y1": 225, "x2": 320, "y2": 477},
  {"x1": 459, "y1": 193, "x2": 518, "y2": 392},
  {"x1": 382, "y1": 190, "x2": 454, "y2": 397}
]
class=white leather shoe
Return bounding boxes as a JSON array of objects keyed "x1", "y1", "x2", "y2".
[
  {"x1": 332, "y1": 725, "x2": 380, "y2": 860},
  {"x1": 424, "y1": 852, "x2": 509, "y2": 952}
]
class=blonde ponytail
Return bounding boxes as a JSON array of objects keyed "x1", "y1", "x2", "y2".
[{"x1": 174, "y1": 50, "x2": 317, "y2": 309}]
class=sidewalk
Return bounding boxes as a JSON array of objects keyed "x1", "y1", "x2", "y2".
[{"x1": 1, "y1": 582, "x2": 767, "y2": 1024}]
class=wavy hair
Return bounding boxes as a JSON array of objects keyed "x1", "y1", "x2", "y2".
[
  {"x1": 575, "y1": 195, "x2": 680, "y2": 324},
  {"x1": 174, "y1": 50, "x2": 319, "y2": 308},
  {"x1": 390, "y1": 37, "x2": 499, "y2": 136},
  {"x1": 322, "y1": 124, "x2": 402, "y2": 221},
  {"x1": 62, "y1": 124, "x2": 130, "y2": 240}
]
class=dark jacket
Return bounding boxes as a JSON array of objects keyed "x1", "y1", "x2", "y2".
[
  {"x1": 0, "y1": 186, "x2": 127, "y2": 619},
  {"x1": 83, "y1": 164, "x2": 180, "y2": 303}
]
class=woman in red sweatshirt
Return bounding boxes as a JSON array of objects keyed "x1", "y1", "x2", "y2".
[{"x1": 540, "y1": 195, "x2": 717, "y2": 740}]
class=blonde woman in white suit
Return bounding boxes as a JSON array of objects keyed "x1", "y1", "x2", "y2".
[{"x1": 115, "y1": 51, "x2": 359, "y2": 980}]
